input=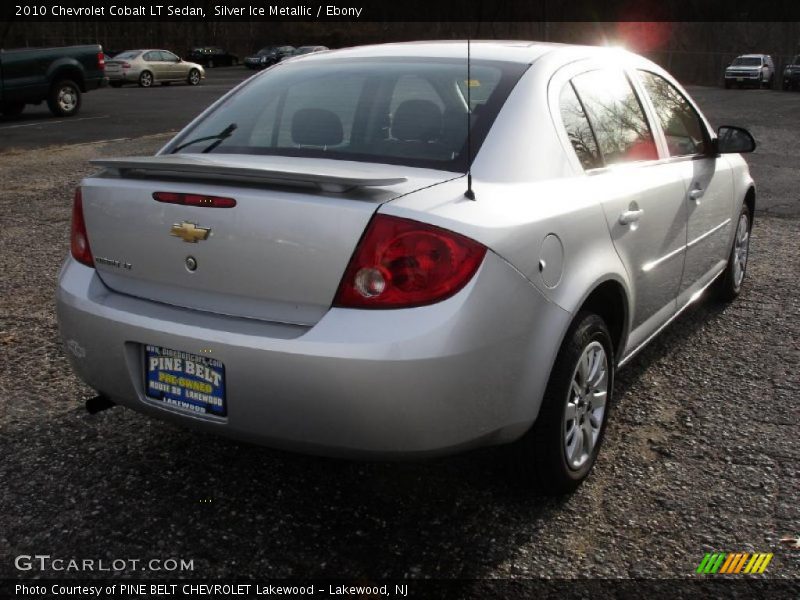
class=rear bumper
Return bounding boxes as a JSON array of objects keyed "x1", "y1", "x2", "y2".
[{"x1": 56, "y1": 252, "x2": 570, "y2": 457}]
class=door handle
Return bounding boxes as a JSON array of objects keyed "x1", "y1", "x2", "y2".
[
  {"x1": 619, "y1": 209, "x2": 643, "y2": 225},
  {"x1": 689, "y1": 188, "x2": 704, "y2": 202}
]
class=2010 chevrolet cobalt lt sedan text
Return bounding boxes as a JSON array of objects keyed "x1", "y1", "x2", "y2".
[{"x1": 57, "y1": 42, "x2": 756, "y2": 494}]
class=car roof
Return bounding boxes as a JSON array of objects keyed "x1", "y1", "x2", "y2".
[
  {"x1": 287, "y1": 40, "x2": 638, "y2": 66},
  {"x1": 738, "y1": 54, "x2": 768, "y2": 58}
]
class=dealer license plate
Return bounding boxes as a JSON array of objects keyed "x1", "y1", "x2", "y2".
[{"x1": 144, "y1": 345, "x2": 226, "y2": 416}]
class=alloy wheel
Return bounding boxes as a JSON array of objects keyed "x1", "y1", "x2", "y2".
[
  {"x1": 733, "y1": 212, "x2": 750, "y2": 290},
  {"x1": 563, "y1": 340, "x2": 608, "y2": 470}
]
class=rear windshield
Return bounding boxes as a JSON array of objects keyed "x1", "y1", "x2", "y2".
[
  {"x1": 114, "y1": 51, "x2": 141, "y2": 60},
  {"x1": 169, "y1": 57, "x2": 527, "y2": 172},
  {"x1": 732, "y1": 57, "x2": 762, "y2": 66}
]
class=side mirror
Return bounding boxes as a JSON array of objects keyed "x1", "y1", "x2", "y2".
[{"x1": 716, "y1": 125, "x2": 756, "y2": 154}]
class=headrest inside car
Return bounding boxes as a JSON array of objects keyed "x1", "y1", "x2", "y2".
[
  {"x1": 291, "y1": 108, "x2": 344, "y2": 147},
  {"x1": 392, "y1": 100, "x2": 443, "y2": 142}
]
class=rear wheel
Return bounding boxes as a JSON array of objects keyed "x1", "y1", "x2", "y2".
[
  {"x1": 138, "y1": 71, "x2": 153, "y2": 88},
  {"x1": 1, "y1": 102, "x2": 25, "y2": 116},
  {"x1": 714, "y1": 205, "x2": 751, "y2": 302},
  {"x1": 47, "y1": 79, "x2": 81, "y2": 116},
  {"x1": 187, "y1": 69, "x2": 201, "y2": 86},
  {"x1": 513, "y1": 312, "x2": 614, "y2": 495}
]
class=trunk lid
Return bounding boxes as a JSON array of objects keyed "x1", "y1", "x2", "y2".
[{"x1": 81, "y1": 154, "x2": 457, "y2": 325}]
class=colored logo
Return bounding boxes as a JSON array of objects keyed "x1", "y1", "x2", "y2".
[
  {"x1": 696, "y1": 552, "x2": 773, "y2": 574},
  {"x1": 170, "y1": 222, "x2": 211, "y2": 243}
]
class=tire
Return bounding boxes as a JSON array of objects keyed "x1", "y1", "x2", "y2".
[
  {"x1": 138, "y1": 71, "x2": 153, "y2": 88},
  {"x1": 47, "y1": 79, "x2": 81, "y2": 116},
  {"x1": 208, "y1": 59, "x2": 215, "y2": 69},
  {"x1": 109, "y1": 81, "x2": 123, "y2": 88},
  {"x1": 724, "y1": 80, "x2": 731, "y2": 89},
  {"x1": 187, "y1": 69, "x2": 201, "y2": 86},
  {"x1": 1, "y1": 102, "x2": 25, "y2": 116},
  {"x1": 513, "y1": 312, "x2": 615, "y2": 495},
  {"x1": 714, "y1": 204, "x2": 751, "y2": 302}
]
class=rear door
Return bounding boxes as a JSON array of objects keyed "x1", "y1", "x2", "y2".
[
  {"x1": 636, "y1": 70, "x2": 734, "y2": 305},
  {"x1": 142, "y1": 51, "x2": 165, "y2": 80},
  {"x1": 557, "y1": 66, "x2": 688, "y2": 351},
  {"x1": 159, "y1": 51, "x2": 183, "y2": 80}
]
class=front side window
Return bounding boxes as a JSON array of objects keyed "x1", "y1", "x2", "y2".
[
  {"x1": 570, "y1": 69, "x2": 657, "y2": 166},
  {"x1": 170, "y1": 58, "x2": 527, "y2": 171},
  {"x1": 638, "y1": 71, "x2": 708, "y2": 157}
]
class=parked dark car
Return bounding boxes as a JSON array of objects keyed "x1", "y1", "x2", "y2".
[
  {"x1": 243, "y1": 46, "x2": 296, "y2": 70},
  {"x1": 185, "y1": 47, "x2": 239, "y2": 68},
  {"x1": 294, "y1": 46, "x2": 329, "y2": 56},
  {"x1": 0, "y1": 44, "x2": 107, "y2": 117},
  {"x1": 782, "y1": 55, "x2": 800, "y2": 90}
]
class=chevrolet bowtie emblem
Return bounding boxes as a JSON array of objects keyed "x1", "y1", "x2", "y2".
[{"x1": 170, "y1": 222, "x2": 210, "y2": 243}]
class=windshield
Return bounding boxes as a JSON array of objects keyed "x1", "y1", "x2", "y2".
[
  {"x1": 114, "y1": 51, "x2": 142, "y2": 60},
  {"x1": 169, "y1": 57, "x2": 527, "y2": 172},
  {"x1": 792, "y1": 56, "x2": 800, "y2": 65},
  {"x1": 256, "y1": 48, "x2": 274, "y2": 56},
  {"x1": 732, "y1": 57, "x2": 762, "y2": 67}
]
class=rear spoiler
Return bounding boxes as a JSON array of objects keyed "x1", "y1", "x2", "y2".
[{"x1": 91, "y1": 156, "x2": 408, "y2": 193}]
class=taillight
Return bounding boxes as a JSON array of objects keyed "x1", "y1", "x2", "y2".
[
  {"x1": 153, "y1": 192, "x2": 236, "y2": 208},
  {"x1": 121, "y1": 62, "x2": 131, "y2": 69},
  {"x1": 97, "y1": 52, "x2": 105, "y2": 70},
  {"x1": 71, "y1": 188, "x2": 94, "y2": 267},
  {"x1": 333, "y1": 214, "x2": 486, "y2": 309}
]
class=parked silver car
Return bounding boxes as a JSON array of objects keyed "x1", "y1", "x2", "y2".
[
  {"x1": 106, "y1": 49, "x2": 205, "y2": 87},
  {"x1": 57, "y1": 42, "x2": 756, "y2": 494}
]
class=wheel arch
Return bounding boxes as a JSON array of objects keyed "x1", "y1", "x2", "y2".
[
  {"x1": 743, "y1": 185, "x2": 755, "y2": 224},
  {"x1": 49, "y1": 63, "x2": 85, "y2": 91},
  {"x1": 573, "y1": 277, "x2": 630, "y2": 364}
]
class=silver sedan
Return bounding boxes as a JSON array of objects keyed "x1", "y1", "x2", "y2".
[
  {"x1": 57, "y1": 42, "x2": 755, "y2": 494},
  {"x1": 106, "y1": 49, "x2": 205, "y2": 87}
]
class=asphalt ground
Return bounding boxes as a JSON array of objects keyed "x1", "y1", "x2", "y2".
[{"x1": 0, "y1": 77, "x2": 798, "y2": 594}]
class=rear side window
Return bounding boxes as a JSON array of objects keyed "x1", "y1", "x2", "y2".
[
  {"x1": 559, "y1": 83, "x2": 602, "y2": 170},
  {"x1": 114, "y1": 51, "x2": 141, "y2": 60},
  {"x1": 570, "y1": 69, "x2": 657, "y2": 166},
  {"x1": 638, "y1": 71, "x2": 708, "y2": 157}
]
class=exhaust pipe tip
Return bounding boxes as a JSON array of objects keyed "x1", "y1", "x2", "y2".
[{"x1": 86, "y1": 395, "x2": 115, "y2": 414}]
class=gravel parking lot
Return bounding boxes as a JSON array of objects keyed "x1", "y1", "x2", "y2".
[{"x1": 0, "y1": 84, "x2": 798, "y2": 590}]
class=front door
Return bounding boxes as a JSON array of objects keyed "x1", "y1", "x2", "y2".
[{"x1": 635, "y1": 70, "x2": 735, "y2": 306}]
